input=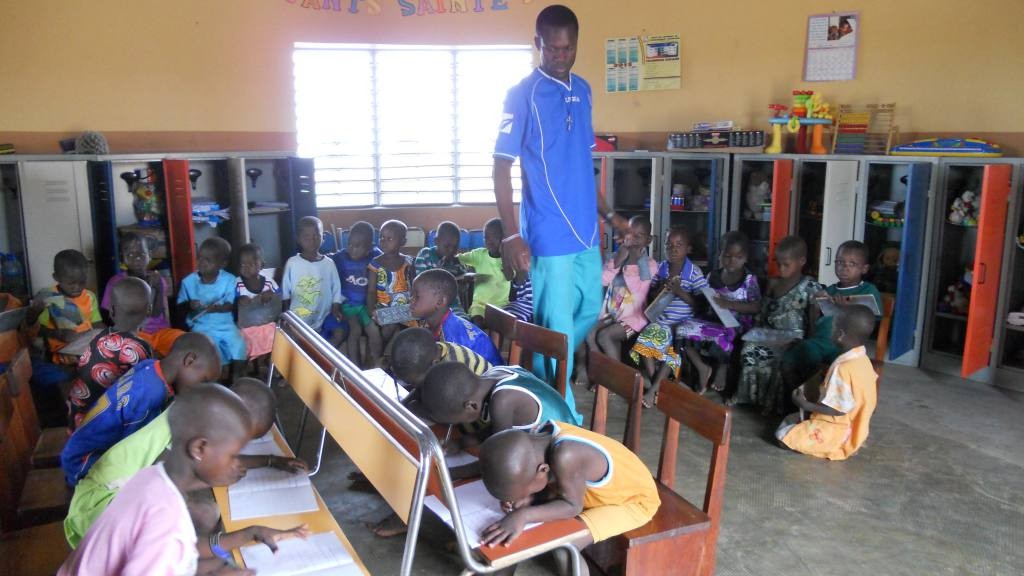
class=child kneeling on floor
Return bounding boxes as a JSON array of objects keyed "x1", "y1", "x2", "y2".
[
  {"x1": 479, "y1": 421, "x2": 661, "y2": 576},
  {"x1": 776, "y1": 304, "x2": 878, "y2": 461}
]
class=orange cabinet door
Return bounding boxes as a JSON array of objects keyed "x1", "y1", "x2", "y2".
[
  {"x1": 766, "y1": 159, "x2": 794, "y2": 276},
  {"x1": 962, "y1": 164, "x2": 1012, "y2": 378},
  {"x1": 163, "y1": 159, "x2": 196, "y2": 290}
]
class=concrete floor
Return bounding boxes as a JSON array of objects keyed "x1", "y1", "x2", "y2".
[{"x1": 278, "y1": 364, "x2": 1024, "y2": 576}]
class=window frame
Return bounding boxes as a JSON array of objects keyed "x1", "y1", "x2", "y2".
[{"x1": 294, "y1": 42, "x2": 531, "y2": 209}]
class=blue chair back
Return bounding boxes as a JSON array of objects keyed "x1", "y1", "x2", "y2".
[
  {"x1": 468, "y1": 229, "x2": 485, "y2": 249},
  {"x1": 321, "y1": 231, "x2": 337, "y2": 254}
]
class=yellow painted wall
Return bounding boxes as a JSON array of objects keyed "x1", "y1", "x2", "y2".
[{"x1": 1, "y1": 0, "x2": 1022, "y2": 137}]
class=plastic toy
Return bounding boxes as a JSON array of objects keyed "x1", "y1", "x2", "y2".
[
  {"x1": 871, "y1": 245, "x2": 901, "y2": 293},
  {"x1": 890, "y1": 138, "x2": 1003, "y2": 157},
  {"x1": 121, "y1": 170, "x2": 163, "y2": 227},
  {"x1": 938, "y1": 269, "x2": 972, "y2": 315},
  {"x1": 867, "y1": 200, "x2": 905, "y2": 227},
  {"x1": 765, "y1": 91, "x2": 835, "y2": 154},
  {"x1": 947, "y1": 190, "x2": 979, "y2": 226}
]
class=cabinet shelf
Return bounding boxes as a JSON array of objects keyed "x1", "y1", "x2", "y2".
[
  {"x1": 670, "y1": 207, "x2": 710, "y2": 213},
  {"x1": 249, "y1": 208, "x2": 291, "y2": 216},
  {"x1": 934, "y1": 311, "x2": 968, "y2": 321},
  {"x1": 1005, "y1": 323, "x2": 1024, "y2": 333}
]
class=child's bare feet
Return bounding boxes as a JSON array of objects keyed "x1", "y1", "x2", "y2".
[
  {"x1": 366, "y1": 513, "x2": 407, "y2": 538},
  {"x1": 694, "y1": 363, "x2": 712, "y2": 395},
  {"x1": 710, "y1": 368, "x2": 727, "y2": 393}
]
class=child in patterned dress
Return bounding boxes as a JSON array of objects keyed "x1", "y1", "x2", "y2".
[
  {"x1": 67, "y1": 278, "x2": 153, "y2": 431},
  {"x1": 629, "y1": 228, "x2": 707, "y2": 408},
  {"x1": 729, "y1": 236, "x2": 822, "y2": 412},
  {"x1": 676, "y1": 231, "x2": 761, "y2": 395},
  {"x1": 576, "y1": 216, "x2": 656, "y2": 387},
  {"x1": 367, "y1": 219, "x2": 416, "y2": 366}
]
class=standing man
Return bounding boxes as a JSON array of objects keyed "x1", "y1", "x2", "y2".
[{"x1": 493, "y1": 4, "x2": 627, "y2": 420}]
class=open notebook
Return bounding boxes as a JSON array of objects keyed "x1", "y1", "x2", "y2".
[
  {"x1": 240, "y1": 531, "x2": 362, "y2": 576},
  {"x1": 228, "y1": 467, "x2": 318, "y2": 520},
  {"x1": 424, "y1": 479, "x2": 539, "y2": 548},
  {"x1": 360, "y1": 368, "x2": 409, "y2": 403},
  {"x1": 239, "y1": 431, "x2": 286, "y2": 457}
]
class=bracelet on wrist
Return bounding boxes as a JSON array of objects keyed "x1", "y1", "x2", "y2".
[
  {"x1": 501, "y1": 233, "x2": 521, "y2": 245},
  {"x1": 209, "y1": 532, "x2": 231, "y2": 560}
]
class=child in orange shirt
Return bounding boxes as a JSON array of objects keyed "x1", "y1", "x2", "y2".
[{"x1": 776, "y1": 304, "x2": 878, "y2": 460}]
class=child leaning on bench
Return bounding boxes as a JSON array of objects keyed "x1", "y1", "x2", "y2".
[{"x1": 479, "y1": 421, "x2": 661, "y2": 575}]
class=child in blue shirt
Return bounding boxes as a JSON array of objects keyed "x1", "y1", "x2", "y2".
[
  {"x1": 177, "y1": 237, "x2": 247, "y2": 381},
  {"x1": 330, "y1": 221, "x2": 381, "y2": 367},
  {"x1": 60, "y1": 333, "x2": 220, "y2": 485},
  {"x1": 630, "y1": 228, "x2": 707, "y2": 407},
  {"x1": 409, "y1": 269, "x2": 502, "y2": 367}
]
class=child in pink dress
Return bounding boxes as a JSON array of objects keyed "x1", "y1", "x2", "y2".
[{"x1": 576, "y1": 217, "x2": 657, "y2": 386}]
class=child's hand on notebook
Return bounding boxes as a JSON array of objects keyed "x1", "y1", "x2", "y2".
[
  {"x1": 249, "y1": 523, "x2": 311, "y2": 553},
  {"x1": 481, "y1": 509, "x2": 529, "y2": 547},
  {"x1": 268, "y1": 456, "x2": 309, "y2": 474}
]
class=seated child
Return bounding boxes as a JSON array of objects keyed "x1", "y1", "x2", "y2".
[
  {"x1": 63, "y1": 378, "x2": 307, "y2": 549},
  {"x1": 61, "y1": 333, "x2": 221, "y2": 486},
  {"x1": 416, "y1": 220, "x2": 471, "y2": 319},
  {"x1": 502, "y1": 265, "x2": 533, "y2": 324},
  {"x1": 389, "y1": 327, "x2": 493, "y2": 388},
  {"x1": 367, "y1": 219, "x2": 416, "y2": 366},
  {"x1": 330, "y1": 221, "x2": 381, "y2": 366},
  {"x1": 776, "y1": 305, "x2": 879, "y2": 460},
  {"x1": 421, "y1": 362, "x2": 582, "y2": 438},
  {"x1": 629, "y1": 228, "x2": 707, "y2": 407},
  {"x1": 28, "y1": 250, "x2": 105, "y2": 417},
  {"x1": 59, "y1": 383, "x2": 284, "y2": 576},
  {"x1": 478, "y1": 422, "x2": 660, "y2": 573},
  {"x1": 456, "y1": 218, "x2": 511, "y2": 325},
  {"x1": 409, "y1": 268, "x2": 502, "y2": 366},
  {"x1": 780, "y1": 240, "x2": 882, "y2": 402},
  {"x1": 577, "y1": 216, "x2": 656, "y2": 386},
  {"x1": 177, "y1": 237, "x2": 247, "y2": 381},
  {"x1": 100, "y1": 232, "x2": 184, "y2": 356},
  {"x1": 235, "y1": 243, "x2": 282, "y2": 371},
  {"x1": 731, "y1": 236, "x2": 822, "y2": 412},
  {"x1": 282, "y1": 216, "x2": 345, "y2": 340},
  {"x1": 676, "y1": 231, "x2": 761, "y2": 394},
  {"x1": 67, "y1": 277, "x2": 154, "y2": 431}
]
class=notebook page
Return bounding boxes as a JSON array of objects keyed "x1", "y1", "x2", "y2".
[
  {"x1": 240, "y1": 531, "x2": 362, "y2": 576},
  {"x1": 360, "y1": 368, "x2": 409, "y2": 402},
  {"x1": 423, "y1": 479, "x2": 539, "y2": 547},
  {"x1": 228, "y1": 468, "x2": 318, "y2": 520},
  {"x1": 239, "y1": 432, "x2": 286, "y2": 457}
]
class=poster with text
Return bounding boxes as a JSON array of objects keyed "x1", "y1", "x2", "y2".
[
  {"x1": 804, "y1": 12, "x2": 858, "y2": 81},
  {"x1": 606, "y1": 34, "x2": 679, "y2": 92}
]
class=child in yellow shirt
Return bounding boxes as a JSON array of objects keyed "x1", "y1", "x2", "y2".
[
  {"x1": 479, "y1": 421, "x2": 661, "y2": 575},
  {"x1": 776, "y1": 304, "x2": 878, "y2": 460}
]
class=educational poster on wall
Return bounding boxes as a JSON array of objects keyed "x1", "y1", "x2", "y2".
[
  {"x1": 804, "y1": 12, "x2": 859, "y2": 81},
  {"x1": 606, "y1": 34, "x2": 681, "y2": 92}
]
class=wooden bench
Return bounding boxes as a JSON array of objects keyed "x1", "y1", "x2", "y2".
[
  {"x1": 509, "y1": 319, "x2": 569, "y2": 398},
  {"x1": 0, "y1": 349, "x2": 70, "y2": 533},
  {"x1": 589, "y1": 379, "x2": 732, "y2": 576},
  {"x1": 271, "y1": 311, "x2": 590, "y2": 575},
  {"x1": 483, "y1": 303, "x2": 517, "y2": 364},
  {"x1": 6, "y1": 348, "x2": 65, "y2": 468}
]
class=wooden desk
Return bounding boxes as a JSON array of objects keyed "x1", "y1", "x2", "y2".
[{"x1": 212, "y1": 426, "x2": 370, "y2": 574}]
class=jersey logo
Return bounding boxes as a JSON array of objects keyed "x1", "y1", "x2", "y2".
[
  {"x1": 345, "y1": 274, "x2": 368, "y2": 288},
  {"x1": 499, "y1": 113, "x2": 514, "y2": 134}
]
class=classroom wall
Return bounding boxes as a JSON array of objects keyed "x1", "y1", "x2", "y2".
[{"x1": 2, "y1": 0, "x2": 1023, "y2": 229}]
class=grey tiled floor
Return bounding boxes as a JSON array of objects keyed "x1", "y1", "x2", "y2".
[{"x1": 278, "y1": 364, "x2": 1024, "y2": 575}]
